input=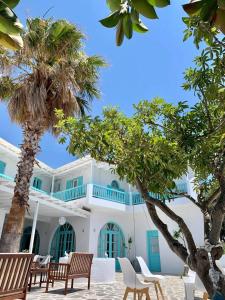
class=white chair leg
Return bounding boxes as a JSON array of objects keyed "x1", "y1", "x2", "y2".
[{"x1": 184, "y1": 283, "x2": 194, "y2": 300}]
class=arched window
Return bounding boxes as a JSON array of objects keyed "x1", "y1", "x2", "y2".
[
  {"x1": 98, "y1": 222, "x2": 125, "y2": 271},
  {"x1": 111, "y1": 180, "x2": 119, "y2": 190},
  {"x1": 20, "y1": 226, "x2": 40, "y2": 254},
  {"x1": 50, "y1": 223, "x2": 76, "y2": 262}
]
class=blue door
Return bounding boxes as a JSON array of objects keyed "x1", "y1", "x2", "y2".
[
  {"x1": 98, "y1": 223, "x2": 125, "y2": 271},
  {"x1": 50, "y1": 223, "x2": 76, "y2": 262},
  {"x1": 147, "y1": 230, "x2": 161, "y2": 272}
]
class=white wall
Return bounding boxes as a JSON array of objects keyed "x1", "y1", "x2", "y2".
[
  {"x1": 54, "y1": 164, "x2": 92, "y2": 192},
  {"x1": 92, "y1": 165, "x2": 130, "y2": 192},
  {"x1": 87, "y1": 200, "x2": 204, "y2": 275},
  {"x1": 23, "y1": 216, "x2": 90, "y2": 255},
  {"x1": 0, "y1": 152, "x2": 18, "y2": 178}
]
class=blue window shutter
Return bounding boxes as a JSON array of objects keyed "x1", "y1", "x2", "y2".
[
  {"x1": 77, "y1": 176, "x2": 83, "y2": 186},
  {"x1": 0, "y1": 161, "x2": 6, "y2": 174},
  {"x1": 38, "y1": 179, "x2": 42, "y2": 190},
  {"x1": 33, "y1": 177, "x2": 42, "y2": 190},
  {"x1": 66, "y1": 180, "x2": 73, "y2": 189}
]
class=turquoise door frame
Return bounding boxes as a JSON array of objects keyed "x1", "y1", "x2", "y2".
[
  {"x1": 50, "y1": 223, "x2": 75, "y2": 262},
  {"x1": 146, "y1": 230, "x2": 161, "y2": 272},
  {"x1": 20, "y1": 226, "x2": 40, "y2": 254},
  {"x1": 98, "y1": 223, "x2": 125, "y2": 271}
]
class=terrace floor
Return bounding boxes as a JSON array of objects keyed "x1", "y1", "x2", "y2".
[{"x1": 27, "y1": 273, "x2": 204, "y2": 300}]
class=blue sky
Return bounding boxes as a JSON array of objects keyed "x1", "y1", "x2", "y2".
[{"x1": 0, "y1": 0, "x2": 199, "y2": 168}]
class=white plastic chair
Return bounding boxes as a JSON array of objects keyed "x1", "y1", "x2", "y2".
[
  {"x1": 216, "y1": 255, "x2": 225, "y2": 275},
  {"x1": 136, "y1": 256, "x2": 165, "y2": 300},
  {"x1": 118, "y1": 257, "x2": 153, "y2": 300},
  {"x1": 183, "y1": 269, "x2": 208, "y2": 300},
  {"x1": 39, "y1": 255, "x2": 51, "y2": 267}
]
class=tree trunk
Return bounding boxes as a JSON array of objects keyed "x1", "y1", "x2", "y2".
[{"x1": 0, "y1": 122, "x2": 43, "y2": 253}]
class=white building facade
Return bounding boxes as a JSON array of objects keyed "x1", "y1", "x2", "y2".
[{"x1": 0, "y1": 138, "x2": 204, "y2": 275}]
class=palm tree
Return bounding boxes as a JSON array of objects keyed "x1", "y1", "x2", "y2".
[{"x1": 0, "y1": 18, "x2": 105, "y2": 252}]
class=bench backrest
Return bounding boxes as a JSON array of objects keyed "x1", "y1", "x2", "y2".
[
  {"x1": 0, "y1": 253, "x2": 33, "y2": 297},
  {"x1": 69, "y1": 253, "x2": 93, "y2": 275}
]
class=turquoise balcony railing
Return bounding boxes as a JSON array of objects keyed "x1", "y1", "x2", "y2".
[
  {"x1": 93, "y1": 184, "x2": 130, "y2": 205},
  {"x1": 0, "y1": 173, "x2": 14, "y2": 181},
  {"x1": 31, "y1": 186, "x2": 50, "y2": 195},
  {"x1": 53, "y1": 185, "x2": 87, "y2": 202},
  {"x1": 132, "y1": 182, "x2": 188, "y2": 205},
  {"x1": 0, "y1": 172, "x2": 50, "y2": 195}
]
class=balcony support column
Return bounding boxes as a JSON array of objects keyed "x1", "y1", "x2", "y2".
[
  {"x1": 51, "y1": 175, "x2": 55, "y2": 196},
  {"x1": 29, "y1": 200, "x2": 39, "y2": 253}
]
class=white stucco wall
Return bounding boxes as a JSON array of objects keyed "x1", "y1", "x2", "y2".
[
  {"x1": 24, "y1": 216, "x2": 91, "y2": 255},
  {"x1": 54, "y1": 163, "x2": 92, "y2": 192},
  {"x1": 92, "y1": 165, "x2": 130, "y2": 192},
  {"x1": 87, "y1": 200, "x2": 204, "y2": 275}
]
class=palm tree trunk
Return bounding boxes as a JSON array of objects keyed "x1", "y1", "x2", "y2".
[{"x1": 0, "y1": 122, "x2": 43, "y2": 253}]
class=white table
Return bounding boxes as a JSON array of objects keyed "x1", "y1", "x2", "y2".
[{"x1": 59, "y1": 256, "x2": 116, "y2": 283}]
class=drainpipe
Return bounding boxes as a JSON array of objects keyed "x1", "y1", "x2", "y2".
[{"x1": 29, "y1": 200, "x2": 39, "y2": 253}]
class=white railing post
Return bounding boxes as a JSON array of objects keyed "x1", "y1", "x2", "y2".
[
  {"x1": 87, "y1": 184, "x2": 93, "y2": 201},
  {"x1": 29, "y1": 200, "x2": 39, "y2": 253},
  {"x1": 128, "y1": 184, "x2": 133, "y2": 205}
]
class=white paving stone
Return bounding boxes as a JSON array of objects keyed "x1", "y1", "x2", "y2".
[{"x1": 27, "y1": 273, "x2": 204, "y2": 300}]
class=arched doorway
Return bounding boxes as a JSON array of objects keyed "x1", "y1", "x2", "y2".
[
  {"x1": 20, "y1": 226, "x2": 40, "y2": 254},
  {"x1": 98, "y1": 222, "x2": 125, "y2": 271},
  {"x1": 50, "y1": 223, "x2": 76, "y2": 262}
]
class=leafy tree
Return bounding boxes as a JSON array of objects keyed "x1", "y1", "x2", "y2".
[
  {"x1": 57, "y1": 36, "x2": 225, "y2": 296},
  {"x1": 0, "y1": 0, "x2": 23, "y2": 50},
  {"x1": 0, "y1": 18, "x2": 105, "y2": 252},
  {"x1": 100, "y1": 0, "x2": 225, "y2": 45}
]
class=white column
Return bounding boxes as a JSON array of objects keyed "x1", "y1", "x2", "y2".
[
  {"x1": 51, "y1": 175, "x2": 55, "y2": 196},
  {"x1": 29, "y1": 201, "x2": 39, "y2": 253}
]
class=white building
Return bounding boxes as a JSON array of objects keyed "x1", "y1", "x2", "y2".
[{"x1": 0, "y1": 137, "x2": 204, "y2": 275}]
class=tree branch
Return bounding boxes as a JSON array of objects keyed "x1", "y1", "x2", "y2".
[
  {"x1": 136, "y1": 179, "x2": 197, "y2": 260},
  {"x1": 145, "y1": 200, "x2": 189, "y2": 263}
]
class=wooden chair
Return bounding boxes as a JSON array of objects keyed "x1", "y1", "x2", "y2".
[
  {"x1": 28, "y1": 255, "x2": 51, "y2": 291},
  {"x1": 45, "y1": 252, "x2": 93, "y2": 295},
  {"x1": 0, "y1": 253, "x2": 34, "y2": 300},
  {"x1": 118, "y1": 257, "x2": 155, "y2": 300}
]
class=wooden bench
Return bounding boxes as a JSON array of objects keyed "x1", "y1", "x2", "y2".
[
  {"x1": 46, "y1": 252, "x2": 93, "y2": 295},
  {"x1": 0, "y1": 253, "x2": 34, "y2": 300}
]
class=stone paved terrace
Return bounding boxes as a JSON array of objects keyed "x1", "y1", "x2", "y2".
[{"x1": 27, "y1": 274, "x2": 204, "y2": 300}]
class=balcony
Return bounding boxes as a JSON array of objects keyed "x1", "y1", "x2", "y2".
[
  {"x1": 52, "y1": 185, "x2": 87, "y2": 201},
  {"x1": 0, "y1": 172, "x2": 189, "y2": 206},
  {"x1": 132, "y1": 182, "x2": 188, "y2": 205},
  {"x1": 92, "y1": 184, "x2": 130, "y2": 205},
  {"x1": 0, "y1": 173, "x2": 50, "y2": 195}
]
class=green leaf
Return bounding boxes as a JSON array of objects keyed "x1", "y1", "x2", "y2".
[
  {"x1": 147, "y1": 0, "x2": 170, "y2": 8},
  {"x1": 0, "y1": 31, "x2": 23, "y2": 49},
  {"x1": 106, "y1": 0, "x2": 121, "y2": 12},
  {"x1": 131, "y1": 0, "x2": 158, "y2": 19},
  {"x1": 116, "y1": 19, "x2": 124, "y2": 46},
  {"x1": 123, "y1": 14, "x2": 133, "y2": 39},
  {"x1": 1, "y1": 0, "x2": 20, "y2": 9},
  {"x1": 183, "y1": 1, "x2": 203, "y2": 16},
  {"x1": 133, "y1": 20, "x2": 148, "y2": 33},
  {"x1": 0, "y1": 6, "x2": 23, "y2": 35},
  {"x1": 100, "y1": 11, "x2": 121, "y2": 28}
]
